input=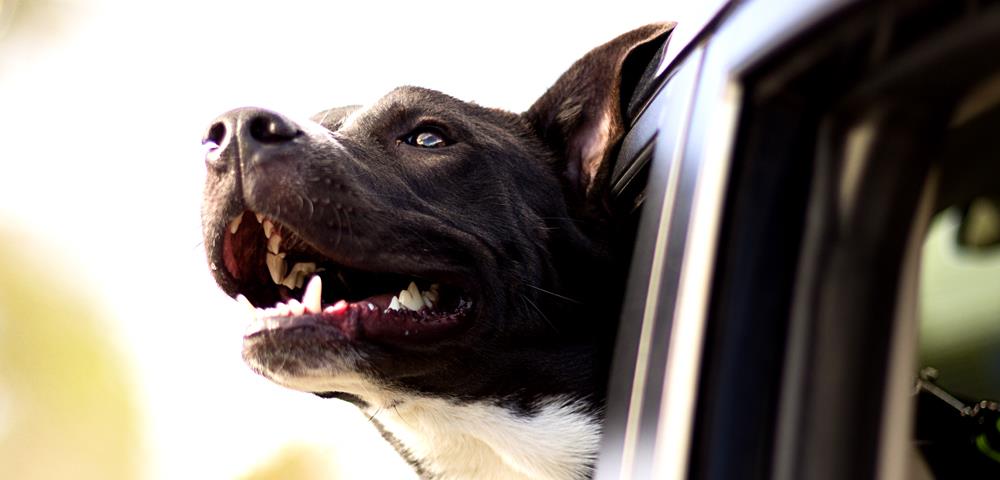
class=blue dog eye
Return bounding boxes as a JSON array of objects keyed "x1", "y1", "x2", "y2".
[
  {"x1": 402, "y1": 128, "x2": 451, "y2": 148},
  {"x1": 415, "y1": 132, "x2": 445, "y2": 147}
]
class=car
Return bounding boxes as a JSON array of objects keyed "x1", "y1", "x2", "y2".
[{"x1": 597, "y1": 0, "x2": 1000, "y2": 478}]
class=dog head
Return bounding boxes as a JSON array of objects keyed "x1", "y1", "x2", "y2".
[{"x1": 200, "y1": 23, "x2": 674, "y2": 410}]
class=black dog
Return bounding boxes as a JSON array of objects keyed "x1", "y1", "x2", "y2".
[{"x1": 201, "y1": 23, "x2": 674, "y2": 479}]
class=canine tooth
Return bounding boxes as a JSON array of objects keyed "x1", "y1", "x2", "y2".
[
  {"x1": 268, "y1": 232, "x2": 282, "y2": 254},
  {"x1": 229, "y1": 215, "x2": 243, "y2": 234},
  {"x1": 255, "y1": 213, "x2": 264, "y2": 223},
  {"x1": 288, "y1": 299, "x2": 305, "y2": 316},
  {"x1": 303, "y1": 276, "x2": 322, "y2": 313},
  {"x1": 266, "y1": 253, "x2": 287, "y2": 284},
  {"x1": 236, "y1": 294, "x2": 255, "y2": 311},
  {"x1": 263, "y1": 219, "x2": 274, "y2": 239},
  {"x1": 388, "y1": 296, "x2": 401, "y2": 311},
  {"x1": 399, "y1": 289, "x2": 424, "y2": 311}
]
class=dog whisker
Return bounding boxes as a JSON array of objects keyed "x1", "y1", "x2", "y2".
[
  {"x1": 391, "y1": 403, "x2": 417, "y2": 429},
  {"x1": 525, "y1": 284, "x2": 582, "y2": 304},
  {"x1": 521, "y1": 294, "x2": 559, "y2": 334}
]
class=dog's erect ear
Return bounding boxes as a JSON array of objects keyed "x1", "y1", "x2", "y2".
[{"x1": 525, "y1": 23, "x2": 675, "y2": 209}]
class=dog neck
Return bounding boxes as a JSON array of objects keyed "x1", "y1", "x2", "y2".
[{"x1": 368, "y1": 395, "x2": 602, "y2": 480}]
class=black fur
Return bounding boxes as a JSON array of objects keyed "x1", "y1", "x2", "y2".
[{"x1": 200, "y1": 23, "x2": 674, "y2": 476}]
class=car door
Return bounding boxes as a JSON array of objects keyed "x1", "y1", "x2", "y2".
[{"x1": 600, "y1": 0, "x2": 1000, "y2": 478}]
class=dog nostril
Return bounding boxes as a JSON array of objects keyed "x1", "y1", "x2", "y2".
[
  {"x1": 248, "y1": 113, "x2": 300, "y2": 144},
  {"x1": 204, "y1": 122, "x2": 227, "y2": 148}
]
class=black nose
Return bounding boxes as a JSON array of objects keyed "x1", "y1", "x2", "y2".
[{"x1": 203, "y1": 107, "x2": 301, "y2": 170}]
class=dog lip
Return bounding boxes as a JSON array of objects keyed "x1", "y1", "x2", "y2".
[
  {"x1": 242, "y1": 294, "x2": 472, "y2": 344},
  {"x1": 215, "y1": 209, "x2": 476, "y2": 301},
  {"x1": 216, "y1": 209, "x2": 477, "y2": 345}
]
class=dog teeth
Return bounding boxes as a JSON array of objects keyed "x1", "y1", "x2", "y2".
[
  {"x1": 287, "y1": 299, "x2": 305, "y2": 316},
  {"x1": 302, "y1": 275, "x2": 322, "y2": 313},
  {"x1": 325, "y1": 299, "x2": 348, "y2": 314},
  {"x1": 266, "y1": 252, "x2": 287, "y2": 284},
  {"x1": 267, "y1": 232, "x2": 282, "y2": 254},
  {"x1": 398, "y1": 290, "x2": 415, "y2": 310},
  {"x1": 281, "y1": 262, "x2": 316, "y2": 289},
  {"x1": 397, "y1": 281, "x2": 427, "y2": 311},
  {"x1": 236, "y1": 294, "x2": 256, "y2": 312},
  {"x1": 424, "y1": 283, "x2": 440, "y2": 306},
  {"x1": 258, "y1": 218, "x2": 292, "y2": 287},
  {"x1": 228, "y1": 215, "x2": 243, "y2": 234},
  {"x1": 384, "y1": 282, "x2": 441, "y2": 313},
  {"x1": 406, "y1": 281, "x2": 421, "y2": 301},
  {"x1": 267, "y1": 302, "x2": 289, "y2": 317}
]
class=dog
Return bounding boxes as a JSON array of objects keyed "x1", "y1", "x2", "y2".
[{"x1": 200, "y1": 23, "x2": 674, "y2": 479}]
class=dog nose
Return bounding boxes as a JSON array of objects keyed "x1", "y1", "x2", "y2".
[{"x1": 203, "y1": 107, "x2": 301, "y2": 170}]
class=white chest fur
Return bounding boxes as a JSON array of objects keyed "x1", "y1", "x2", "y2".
[{"x1": 373, "y1": 396, "x2": 602, "y2": 480}]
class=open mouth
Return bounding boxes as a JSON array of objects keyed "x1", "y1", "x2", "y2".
[{"x1": 222, "y1": 211, "x2": 471, "y2": 343}]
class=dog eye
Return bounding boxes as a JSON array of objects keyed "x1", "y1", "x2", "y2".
[{"x1": 401, "y1": 128, "x2": 451, "y2": 148}]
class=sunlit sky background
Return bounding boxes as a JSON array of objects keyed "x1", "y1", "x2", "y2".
[{"x1": 0, "y1": 0, "x2": 700, "y2": 478}]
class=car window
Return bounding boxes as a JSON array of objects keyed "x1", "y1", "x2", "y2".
[
  {"x1": 915, "y1": 103, "x2": 1000, "y2": 476},
  {"x1": 920, "y1": 204, "x2": 1000, "y2": 401}
]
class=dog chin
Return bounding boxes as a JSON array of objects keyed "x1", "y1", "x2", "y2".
[{"x1": 242, "y1": 330, "x2": 367, "y2": 391}]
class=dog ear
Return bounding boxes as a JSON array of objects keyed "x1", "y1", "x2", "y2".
[{"x1": 525, "y1": 23, "x2": 675, "y2": 211}]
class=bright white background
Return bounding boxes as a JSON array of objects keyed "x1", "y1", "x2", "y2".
[{"x1": 0, "y1": 0, "x2": 697, "y2": 478}]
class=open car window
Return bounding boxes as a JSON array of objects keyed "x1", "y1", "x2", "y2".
[{"x1": 598, "y1": 1, "x2": 1000, "y2": 478}]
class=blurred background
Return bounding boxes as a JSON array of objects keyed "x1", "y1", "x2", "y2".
[{"x1": 0, "y1": 0, "x2": 693, "y2": 478}]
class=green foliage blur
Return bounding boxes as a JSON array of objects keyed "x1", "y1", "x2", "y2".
[{"x1": 0, "y1": 229, "x2": 142, "y2": 479}]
